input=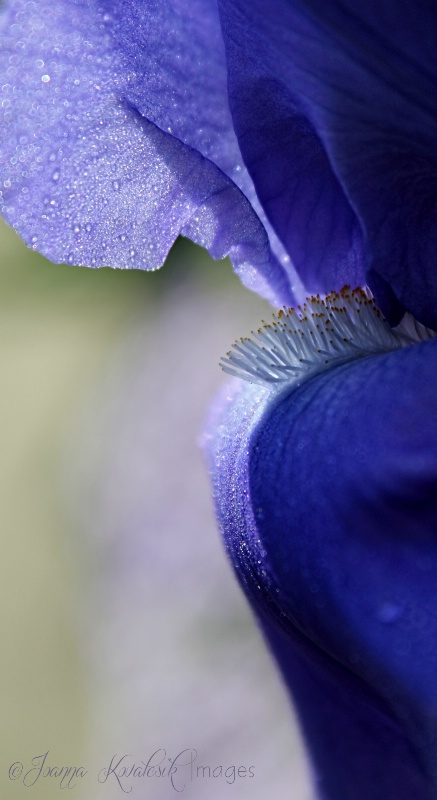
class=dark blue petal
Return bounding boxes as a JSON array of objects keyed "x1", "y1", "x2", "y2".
[
  {"x1": 218, "y1": 0, "x2": 437, "y2": 326},
  {"x1": 206, "y1": 339, "x2": 437, "y2": 799},
  {"x1": 0, "y1": 0, "x2": 295, "y2": 306}
]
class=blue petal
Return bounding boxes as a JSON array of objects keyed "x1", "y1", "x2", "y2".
[
  {"x1": 218, "y1": 0, "x2": 437, "y2": 326},
  {"x1": 0, "y1": 0, "x2": 295, "y2": 305},
  {"x1": 206, "y1": 339, "x2": 437, "y2": 799}
]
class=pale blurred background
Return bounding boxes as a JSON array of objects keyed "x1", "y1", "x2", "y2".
[{"x1": 0, "y1": 219, "x2": 313, "y2": 799}]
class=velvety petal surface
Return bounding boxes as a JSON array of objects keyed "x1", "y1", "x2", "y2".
[
  {"x1": 218, "y1": 0, "x2": 437, "y2": 326},
  {"x1": 205, "y1": 338, "x2": 437, "y2": 799},
  {"x1": 0, "y1": 0, "x2": 295, "y2": 305}
]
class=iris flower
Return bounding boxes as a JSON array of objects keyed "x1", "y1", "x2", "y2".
[{"x1": 1, "y1": 1, "x2": 436, "y2": 797}]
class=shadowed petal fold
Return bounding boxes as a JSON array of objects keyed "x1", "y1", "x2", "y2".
[
  {"x1": 0, "y1": 0, "x2": 294, "y2": 305},
  {"x1": 206, "y1": 338, "x2": 437, "y2": 799},
  {"x1": 218, "y1": 0, "x2": 437, "y2": 325}
]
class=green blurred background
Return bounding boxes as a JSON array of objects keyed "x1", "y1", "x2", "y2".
[
  {"x1": 0, "y1": 220, "x2": 211, "y2": 796},
  {"x1": 0, "y1": 219, "x2": 311, "y2": 800}
]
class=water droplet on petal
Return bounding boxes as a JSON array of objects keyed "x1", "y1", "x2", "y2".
[{"x1": 377, "y1": 601, "x2": 404, "y2": 624}]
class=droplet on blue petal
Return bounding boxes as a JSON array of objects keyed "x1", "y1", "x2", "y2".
[
  {"x1": 52, "y1": 170, "x2": 60, "y2": 182},
  {"x1": 376, "y1": 601, "x2": 404, "y2": 624},
  {"x1": 112, "y1": 179, "x2": 120, "y2": 190},
  {"x1": 41, "y1": 74, "x2": 50, "y2": 83}
]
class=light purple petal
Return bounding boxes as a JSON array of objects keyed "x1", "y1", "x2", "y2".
[{"x1": 0, "y1": 0, "x2": 295, "y2": 305}]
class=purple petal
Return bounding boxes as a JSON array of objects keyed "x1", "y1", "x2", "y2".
[
  {"x1": 0, "y1": 0, "x2": 295, "y2": 305},
  {"x1": 205, "y1": 338, "x2": 437, "y2": 799},
  {"x1": 218, "y1": 0, "x2": 437, "y2": 326}
]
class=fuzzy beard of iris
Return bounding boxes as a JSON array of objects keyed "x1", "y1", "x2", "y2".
[{"x1": 221, "y1": 286, "x2": 436, "y2": 389}]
